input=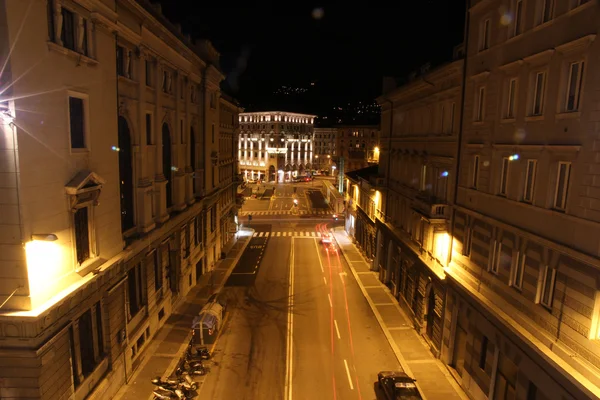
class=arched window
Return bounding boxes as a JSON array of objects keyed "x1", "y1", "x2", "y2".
[
  {"x1": 118, "y1": 116, "x2": 134, "y2": 232},
  {"x1": 190, "y1": 126, "x2": 196, "y2": 194},
  {"x1": 162, "y1": 123, "x2": 173, "y2": 208}
]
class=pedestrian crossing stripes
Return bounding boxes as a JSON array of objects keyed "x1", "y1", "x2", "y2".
[
  {"x1": 252, "y1": 231, "x2": 327, "y2": 238},
  {"x1": 239, "y1": 210, "x2": 333, "y2": 216}
]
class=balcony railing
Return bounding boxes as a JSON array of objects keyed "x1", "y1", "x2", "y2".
[{"x1": 413, "y1": 192, "x2": 450, "y2": 220}]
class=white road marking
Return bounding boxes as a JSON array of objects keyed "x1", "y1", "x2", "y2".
[
  {"x1": 323, "y1": 276, "x2": 327, "y2": 285},
  {"x1": 265, "y1": 232, "x2": 270, "y2": 237},
  {"x1": 343, "y1": 359, "x2": 354, "y2": 390},
  {"x1": 285, "y1": 237, "x2": 295, "y2": 400},
  {"x1": 252, "y1": 232, "x2": 258, "y2": 237},
  {"x1": 334, "y1": 320, "x2": 341, "y2": 339},
  {"x1": 258, "y1": 232, "x2": 264, "y2": 237},
  {"x1": 328, "y1": 293, "x2": 332, "y2": 308}
]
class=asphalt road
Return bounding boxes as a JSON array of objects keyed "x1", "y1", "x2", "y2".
[{"x1": 200, "y1": 222, "x2": 400, "y2": 400}]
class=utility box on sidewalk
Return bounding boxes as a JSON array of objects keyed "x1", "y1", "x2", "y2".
[{"x1": 191, "y1": 302, "x2": 223, "y2": 345}]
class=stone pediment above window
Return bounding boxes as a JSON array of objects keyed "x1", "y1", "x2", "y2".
[{"x1": 65, "y1": 170, "x2": 106, "y2": 212}]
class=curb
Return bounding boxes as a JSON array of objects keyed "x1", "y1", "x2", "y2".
[{"x1": 330, "y1": 228, "x2": 429, "y2": 400}]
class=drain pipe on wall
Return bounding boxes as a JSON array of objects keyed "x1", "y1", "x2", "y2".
[{"x1": 448, "y1": 1, "x2": 470, "y2": 268}]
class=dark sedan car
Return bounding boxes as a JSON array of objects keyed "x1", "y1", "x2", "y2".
[{"x1": 376, "y1": 371, "x2": 422, "y2": 400}]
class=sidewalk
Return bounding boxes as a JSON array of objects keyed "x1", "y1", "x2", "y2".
[
  {"x1": 331, "y1": 227, "x2": 468, "y2": 400},
  {"x1": 113, "y1": 227, "x2": 254, "y2": 400}
]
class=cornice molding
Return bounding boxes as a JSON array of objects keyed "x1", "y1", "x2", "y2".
[
  {"x1": 522, "y1": 49, "x2": 554, "y2": 66},
  {"x1": 498, "y1": 59, "x2": 523, "y2": 74},
  {"x1": 469, "y1": 70, "x2": 490, "y2": 82},
  {"x1": 555, "y1": 34, "x2": 596, "y2": 56}
]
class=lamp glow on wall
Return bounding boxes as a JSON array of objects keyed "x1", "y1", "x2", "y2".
[
  {"x1": 433, "y1": 232, "x2": 451, "y2": 268},
  {"x1": 25, "y1": 233, "x2": 62, "y2": 300}
]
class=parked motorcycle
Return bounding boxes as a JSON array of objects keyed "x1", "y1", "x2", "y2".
[
  {"x1": 176, "y1": 359, "x2": 207, "y2": 376},
  {"x1": 186, "y1": 345, "x2": 211, "y2": 360}
]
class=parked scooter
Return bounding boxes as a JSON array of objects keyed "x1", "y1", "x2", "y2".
[
  {"x1": 151, "y1": 374, "x2": 197, "y2": 391},
  {"x1": 176, "y1": 358, "x2": 207, "y2": 376},
  {"x1": 152, "y1": 386, "x2": 191, "y2": 400}
]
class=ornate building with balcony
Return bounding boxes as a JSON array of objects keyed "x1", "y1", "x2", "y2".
[
  {"x1": 373, "y1": 56, "x2": 464, "y2": 355},
  {"x1": 238, "y1": 111, "x2": 315, "y2": 182},
  {"x1": 0, "y1": 1, "x2": 239, "y2": 399},
  {"x1": 444, "y1": 1, "x2": 600, "y2": 399}
]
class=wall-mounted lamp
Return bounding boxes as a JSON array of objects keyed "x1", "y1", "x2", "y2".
[{"x1": 31, "y1": 233, "x2": 58, "y2": 242}]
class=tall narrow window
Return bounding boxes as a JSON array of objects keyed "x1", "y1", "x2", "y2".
[
  {"x1": 523, "y1": 160, "x2": 537, "y2": 202},
  {"x1": 212, "y1": 123, "x2": 215, "y2": 143},
  {"x1": 479, "y1": 336, "x2": 488, "y2": 369},
  {"x1": 145, "y1": 113, "x2": 152, "y2": 145},
  {"x1": 190, "y1": 127, "x2": 196, "y2": 193},
  {"x1": 78, "y1": 309, "x2": 95, "y2": 375},
  {"x1": 480, "y1": 19, "x2": 491, "y2": 51},
  {"x1": 420, "y1": 165, "x2": 427, "y2": 191},
  {"x1": 554, "y1": 162, "x2": 571, "y2": 210},
  {"x1": 506, "y1": 78, "x2": 517, "y2": 118},
  {"x1": 69, "y1": 96, "x2": 86, "y2": 149},
  {"x1": 539, "y1": 0, "x2": 553, "y2": 24},
  {"x1": 74, "y1": 207, "x2": 90, "y2": 265},
  {"x1": 61, "y1": 7, "x2": 76, "y2": 51},
  {"x1": 539, "y1": 265, "x2": 556, "y2": 307},
  {"x1": 47, "y1": 0, "x2": 55, "y2": 41},
  {"x1": 511, "y1": 251, "x2": 525, "y2": 289},
  {"x1": 514, "y1": 0, "x2": 523, "y2": 36},
  {"x1": 116, "y1": 46, "x2": 125, "y2": 76},
  {"x1": 472, "y1": 156, "x2": 480, "y2": 189},
  {"x1": 499, "y1": 157, "x2": 510, "y2": 196},
  {"x1": 162, "y1": 124, "x2": 173, "y2": 208},
  {"x1": 566, "y1": 61, "x2": 585, "y2": 112},
  {"x1": 450, "y1": 102, "x2": 456, "y2": 133},
  {"x1": 463, "y1": 226, "x2": 472, "y2": 256},
  {"x1": 81, "y1": 19, "x2": 88, "y2": 56},
  {"x1": 532, "y1": 72, "x2": 545, "y2": 116},
  {"x1": 489, "y1": 239, "x2": 501, "y2": 273},
  {"x1": 476, "y1": 87, "x2": 485, "y2": 121},
  {"x1": 118, "y1": 116, "x2": 134, "y2": 232},
  {"x1": 145, "y1": 60, "x2": 152, "y2": 86},
  {"x1": 154, "y1": 251, "x2": 163, "y2": 292},
  {"x1": 127, "y1": 264, "x2": 144, "y2": 317}
]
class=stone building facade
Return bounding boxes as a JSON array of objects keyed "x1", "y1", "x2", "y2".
[
  {"x1": 336, "y1": 125, "x2": 380, "y2": 172},
  {"x1": 238, "y1": 111, "x2": 315, "y2": 182},
  {"x1": 356, "y1": 1, "x2": 600, "y2": 399},
  {"x1": 0, "y1": 1, "x2": 240, "y2": 399},
  {"x1": 313, "y1": 127, "x2": 337, "y2": 172},
  {"x1": 445, "y1": 1, "x2": 600, "y2": 399},
  {"x1": 374, "y1": 58, "x2": 463, "y2": 354}
]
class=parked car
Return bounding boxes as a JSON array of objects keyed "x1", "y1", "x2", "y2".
[{"x1": 376, "y1": 371, "x2": 422, "y2": 400}]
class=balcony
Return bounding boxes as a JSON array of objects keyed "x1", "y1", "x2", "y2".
[{"x1": 412, "y1": 192, "x2": 450, "y2": 221}]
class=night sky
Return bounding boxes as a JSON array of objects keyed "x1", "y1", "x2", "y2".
[{"x1": 156, "y1": 2, "x2": 466, "y2": 120}]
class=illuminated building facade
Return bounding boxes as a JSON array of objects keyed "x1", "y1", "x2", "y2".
[
  {"x1": 363, "y1": 1, "x2": 600, "y2": 399},
  {"x1": 372, "y1": 57, "x2": 463, "y2": 354},
  {"x1": 313, "y1": 127, "x2": 338, "y2": 171},
  {"x1": 238, "y1": 111, "x2": 315, "y2": 182},
  {"x1": 444, "y1": 1, "x2": 600, "y2": 399},
  {"x1": 0, "y1": 1, "x2": 239, "y2": 399},
  {"x1": 336, "y1": 125, "x2": 380, "y2": 172}
]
